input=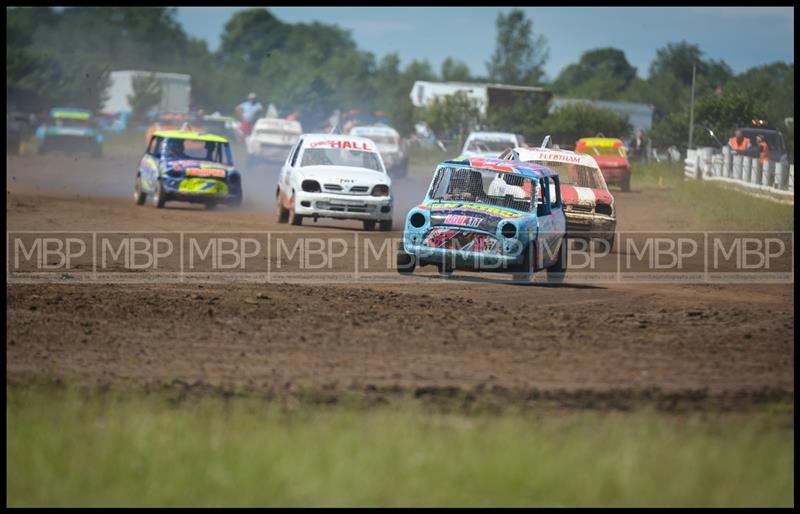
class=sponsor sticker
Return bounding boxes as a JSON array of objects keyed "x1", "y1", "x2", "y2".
[
  {"x1": 309, "y1": 140, "x2": 372, "y2": 151},
  {"x1": 186, "y1": 168, "x2": 226, "y2": 178}
]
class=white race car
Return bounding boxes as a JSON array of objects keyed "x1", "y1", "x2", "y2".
[
  {"x1": 275, "y1": 134, "x2": 394, "y2": 231},
  {"x1": 459, "y1": 131, "x2": 525, "y2": 159},
  {"x1": 246, "y1": 117, "x2": 302, "y2": 164},
  {"x1": 348, "y1": 124, "x2": 408, "y2": 178}
]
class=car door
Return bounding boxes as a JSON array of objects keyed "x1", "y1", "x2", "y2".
[
  {"x1": 536, "y1": 176, "x2": 566, "y2": 268},
  {"x1": 280, "y1": 138, "x2": 303, "y2": 194}
]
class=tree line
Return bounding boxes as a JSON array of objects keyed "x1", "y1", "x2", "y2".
[{"x1": 7, "y1": 7, "x2": 794, "y2": 153}]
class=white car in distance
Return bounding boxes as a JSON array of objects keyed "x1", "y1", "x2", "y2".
[
  {"x1": 348, "y1": 124, "x2": 408, "y2": 178},
  {"x1": 460, "y1": 131, "x2": 525, "y2": 159},
  {"x1": 276, "y1": 134, "x2": 394, "y2": 231},
  {"x1": 246, "y1": 117, "x2": 302, "y2": 165}
]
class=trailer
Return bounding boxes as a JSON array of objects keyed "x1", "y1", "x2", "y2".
[{"x1": 103, "y1": 71, "x2": 192, "y2": 115}]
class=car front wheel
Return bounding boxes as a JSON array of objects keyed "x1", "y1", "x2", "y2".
[
  {"x1": 546, "y1": 239, "x2": 568, "y2": 284},
  {"x1": 152, "y1": 179, "x2": 166, "y2": 209},
  {"x1": 288, "y1": 194, "x2": 302, "y2": 225},
  {"x1": 133, "y1": 175, "x2": 147, "y2": 205},
  {"x1": 511, "y1": 243, "x2": 535, "y2": 283},
  {"x1": 396, "y1": 241, "x2": 416, "y2": 275}
]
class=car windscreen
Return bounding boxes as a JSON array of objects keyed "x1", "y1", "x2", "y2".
[
  {"x1": 467, "y1": 139, "x2": 515, "y2": 153},
  {"x1": 300, "y1": 148, "x2": 384, "y2": 172},
  {"x1": 429, "y1": 167, "x2": 535, "y2": 212},
  {"x1": 529, "y1": 160, "x2": 607, "y2": 190},
  {"x1": 356, "y1": 134, "x2": 396, "y2": 146},
  {"x1": 165, "y1": 139, "x2": 230, "y2": 164}
]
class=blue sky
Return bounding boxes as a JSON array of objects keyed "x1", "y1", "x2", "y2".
[{"x1": 175, "y1": 7, "x2": 794, "y2": 80}]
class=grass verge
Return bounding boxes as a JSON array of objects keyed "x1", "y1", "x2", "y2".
[
  {"x1": 7, "y1": 384, "x2": 794, "y2": 507},
  {"x1": 632, "y1": 162, "x2": 794, "y2": 231}
]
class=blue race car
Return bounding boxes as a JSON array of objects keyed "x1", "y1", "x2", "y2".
[
  {"x1": 134, "y1": 130, "x2": 243, "y2": 210},
  {"x1": 36, "y1": 108, "x2": 103, "y2": 157},
  {"x1": 396, "y1": 156, "x2": 568, "y2": 282}
]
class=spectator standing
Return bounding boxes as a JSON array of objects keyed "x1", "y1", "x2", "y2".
[
  {"x1": 727, "y1": 129, "x2": 752, "y2": 155},
  {"x1": 235, "y1": 92, "x2": 264, "y2": 142},
  {"x1": 756, "y1": 135, "x2": 770, "y2": 166},
  {"x1": 628, "y1": 129, "x2": 648, "y2": 163}
]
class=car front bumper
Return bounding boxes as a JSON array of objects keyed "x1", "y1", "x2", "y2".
[
  {"x1": 293, "y1": 191, "x2": 393, "y2": 221},
  {"x1": 250, "y1": 143, "x2": 293, "y2": 161},
  {"x1": 600, "y1": 167, "x2": 631, "y2": 184},
  {"x1": 162, "y1": 177, "x2": 242, "y2": 203},
  {"x1": 402, "y1": 230, "x2": 527, "y2": 270},
  {"x1": 564, "y1": 212, "x2": 616, "y2": 240}
]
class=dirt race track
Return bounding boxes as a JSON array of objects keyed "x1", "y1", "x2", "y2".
[{"x1": 5, "y1": 153, "x2": 795, "y2": 412}]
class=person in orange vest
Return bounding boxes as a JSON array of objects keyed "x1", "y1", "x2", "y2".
[
  {"x1": 756, "y1": 135, "x2": 770, "y2": 166},
  {"x1": 727, "y1": 129, "x2": 752, "y2": 154}
]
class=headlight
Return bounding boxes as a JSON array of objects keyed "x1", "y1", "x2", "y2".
[
  {"x1": 302, "y1": 179, "x2": 321, "y2": 192},
  {"x1": 372, "y1": 184, "x2": 390, "y2": 196},
  {"x1": 410, "y1": 212, "x2": 426, "y2": 228},
  {"x1": 595, "y1": 203, "x2": 613, "y2": 216},
  {"x1": 501, "y1": 222, "x2": 517, "y2": 239}
]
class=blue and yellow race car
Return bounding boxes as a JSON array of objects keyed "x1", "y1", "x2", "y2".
[
  {"x1": 397, "y1": 156, "x2": 568, "y2": 282},
  {"x1": 134, "y1": 130, "x2": 243, "y2": 210},
  {"x1": 36, "y1": 108, "x2": 103, "y2": 157}
]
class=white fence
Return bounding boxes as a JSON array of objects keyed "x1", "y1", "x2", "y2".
[{"x1": 685, "y1": 147, "x2": 794, "y2": 203}]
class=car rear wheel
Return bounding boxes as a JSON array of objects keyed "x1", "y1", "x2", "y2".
[
  {"x1": 621, "y1": 176, "x2": 631, "y2": 192},
  {"x1": 379, "y1": 220, "x2": 393, "y2": 232},
  {"x1": 133, "y1": 176, "x2": 147, "y2": 205},
  {"x1": 363, "y1": 220, "x2": 376, "y2": 231},
  {"x1": 152, "y1": 179, "x2": 166, "y2": 209}
]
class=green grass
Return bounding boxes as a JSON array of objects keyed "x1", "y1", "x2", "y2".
[
  {"x1": 632, "y1": 162, "x2": 794, "y2": 231},
  {"x1": 7, "y1": 385, "x2": 794, "y2": 507}
]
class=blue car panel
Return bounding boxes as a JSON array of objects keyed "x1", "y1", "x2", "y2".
[
  {"x1": 398, "y1": 157, "x2": 567, "y2": 278},
  {"x1": 136, "y1": 132, "x2": 243, "y2": 208}
]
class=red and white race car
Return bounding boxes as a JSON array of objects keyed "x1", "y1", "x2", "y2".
[{"x1": 500, "y1": 146, "x2": 617, "y2": 249}]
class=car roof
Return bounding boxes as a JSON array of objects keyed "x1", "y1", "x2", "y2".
[
  {"x1": 441, "y1": 157, "x2": 558, "y2": 179},
  {"x1": 577, "y1": 137, "x2": 624, "y2": 147},
  {"x1": 50, "y1": 108, "x2": 92, "y2": 120},
  {"x1": 301, "y1": 133, "x2": 380, "y2": 151},
  {"x1": 466, "y1": 131, "x2": 518, "y2": 140},
  {"x1": 254, "y1": 117, "x2": 301, "y2": 129},
  {"x1": 154, "y1": 130, "x2": 229, "y2": 143},
  {"x1": 738, "y1": 128, "x2": 783, "y2": 136},
  {"x1": 350, "y1": 125, "x2": 398, "y2": 136},
  {"x1": 511, "y1": 147, "x2": 601, "y2": 170}
]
